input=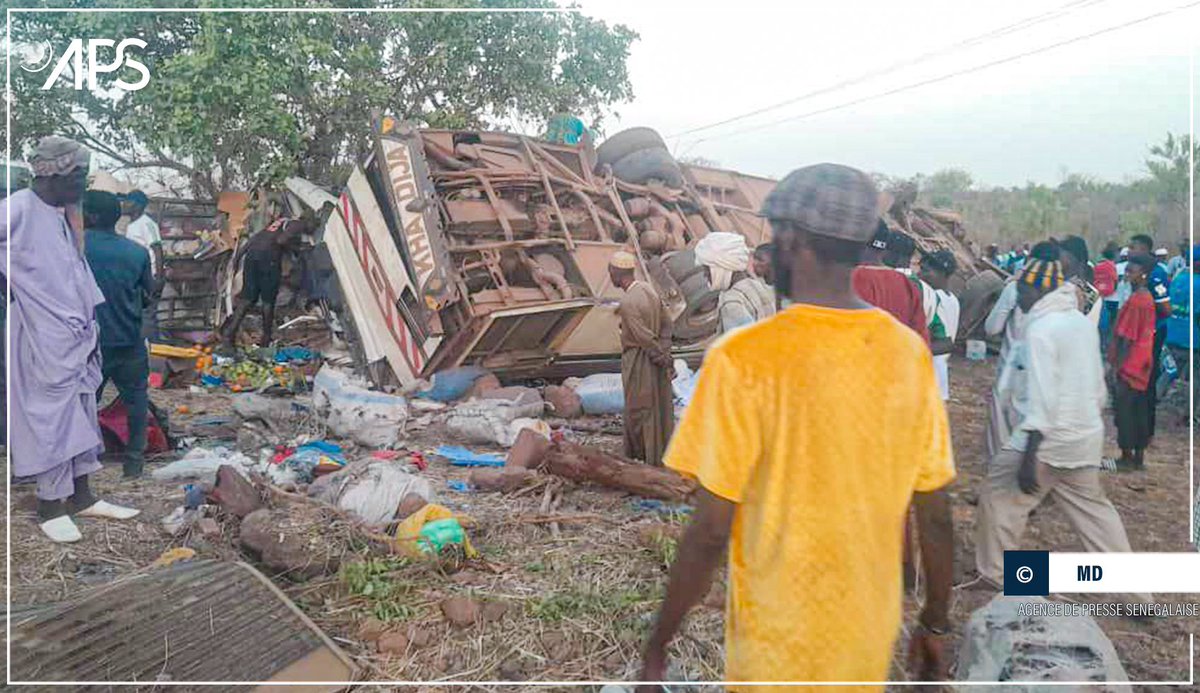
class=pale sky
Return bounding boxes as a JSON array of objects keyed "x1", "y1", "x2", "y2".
[{"x1": 575, "y1": 0, "x2": 1197, "y2": 187}]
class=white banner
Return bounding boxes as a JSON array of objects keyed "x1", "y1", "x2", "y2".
[{"x1": 1048, "y1": 552, "x2": 1200, "y2": 593}]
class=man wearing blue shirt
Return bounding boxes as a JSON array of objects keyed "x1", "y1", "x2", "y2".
[
  {"x1": 83, "y1": 190, "x2": 155, "y2": 479},
  {"x1": 1129, "y1": 234, "x2": 1172, "y2": 440},
  {"x1": 1166, "y1": 246, "x2": 1198, "y2": 362}
]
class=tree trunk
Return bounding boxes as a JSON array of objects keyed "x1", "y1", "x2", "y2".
[{"x1": 541, "y1": 440, "x2": 696, "y2": 502}]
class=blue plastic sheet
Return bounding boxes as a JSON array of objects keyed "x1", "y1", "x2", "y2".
[
  {"x1": 275, "y1": 346, "x2": 317, "y2": 363},
  {"x1": 435, "y1": 445, "x2": 505, "y2": 467}
]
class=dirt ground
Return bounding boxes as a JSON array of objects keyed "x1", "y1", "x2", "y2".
[{"x1": 4, "y1": 356, "x2": 1197, "y2": 690}]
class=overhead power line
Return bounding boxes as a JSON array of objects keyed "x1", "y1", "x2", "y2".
[
  {"x1": 667, "y1": 0, "x2": 1108, "y2": 140},
  {"x1": 680, "y1": 1, "x2": 1200, "y2": 149}
]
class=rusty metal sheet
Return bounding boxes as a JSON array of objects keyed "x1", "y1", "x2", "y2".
[{"x1": 7, "y1": 560, "x2": 356, "y2": 689}]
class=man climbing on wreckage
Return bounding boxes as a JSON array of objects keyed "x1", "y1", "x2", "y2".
[
  {"x1": 639, "y1": 164, "x2": 955, "y2": 689},
  {"x1": 221, "y1": 212, "x2": 314, "y2": 349},
  {"x1": 609, "y1": 250, "x2": 674, "y2": 468}
]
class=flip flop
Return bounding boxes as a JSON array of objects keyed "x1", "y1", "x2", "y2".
[
  {"x1": 76, "y1": 500, "x2": 141, "y2": 520},
  {"x1": 40, "y1": 515, "x2": 83, "y2": 543}
]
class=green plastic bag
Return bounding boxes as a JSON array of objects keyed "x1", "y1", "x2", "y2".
[{"x1": 417, "y1": 518, "x2": 466, "y2": 555}]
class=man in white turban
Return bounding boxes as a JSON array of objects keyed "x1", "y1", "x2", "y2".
[{"x1": 695, "y1": 232, "x2": 775, "y2": 332}]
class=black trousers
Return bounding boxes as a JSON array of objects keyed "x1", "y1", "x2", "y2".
[
  {"x1": 98, "y1": 344, "x2": 150, "y2": 473},
  {"x1": 1115, "y1": 381, "x2": 1152, "y2": 451},
  {"x1": 1148, "y1": 326, "x2": 1167, "y2": 437}
]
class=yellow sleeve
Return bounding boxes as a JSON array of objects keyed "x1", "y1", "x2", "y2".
[
  {"x1": 913, "y1": 352, "x2": 956, "y2": 492},
  {"x1": 664, "y1": 346, "x2": 762, "y2": 503}
]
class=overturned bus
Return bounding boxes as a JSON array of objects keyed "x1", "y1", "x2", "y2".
[{"x1": 287, "y1": 121, "x2": 995, "y2": 388}]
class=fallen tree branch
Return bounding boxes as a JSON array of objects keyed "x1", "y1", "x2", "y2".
[{"x1": 541, "y1": 441, "x2": 697, "y2": 502}]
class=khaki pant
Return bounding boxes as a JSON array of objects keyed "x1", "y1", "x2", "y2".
[{"x1": 975, "y1": 449, "x2": 1152, "y2": 603}]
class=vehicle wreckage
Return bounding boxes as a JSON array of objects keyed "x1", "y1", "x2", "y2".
[{"x1": 158, "y1": 122, "x2": 1002, "y2": 388}]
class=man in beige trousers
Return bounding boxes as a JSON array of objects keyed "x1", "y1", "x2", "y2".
[{"x1": 974, "y1": 247, "x2": 1150, "y2": 604}]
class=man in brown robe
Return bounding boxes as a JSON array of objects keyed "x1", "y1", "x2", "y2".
[{"x1": 610, "y1": 251, "x2": 675, "y2": 466}]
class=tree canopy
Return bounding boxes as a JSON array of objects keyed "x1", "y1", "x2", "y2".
[{"x1": 8, "y1": 0, "x2": 637, "y2": 196}]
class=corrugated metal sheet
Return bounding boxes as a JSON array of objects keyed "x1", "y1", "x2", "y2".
[{"x1": 7, "y1": 560, "x2": 356, "y2": 691}]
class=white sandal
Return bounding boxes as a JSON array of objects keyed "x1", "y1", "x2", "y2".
[
  {"x1": 40, "y1": 515, "x2": 83, "y2": 543},
  {"x1": 76, "y1": 500, "x2": 141, "y2": 520}
]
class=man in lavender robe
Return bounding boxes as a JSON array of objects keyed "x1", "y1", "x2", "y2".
[{"x1": 3, "y1": 136, "x2": 139, "y2": 543}]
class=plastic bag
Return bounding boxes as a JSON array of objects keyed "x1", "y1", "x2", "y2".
[
  {"x1": 151, "y1": 446, "x2": 256, "y2": 481},
  {"x1": 671, "y1": 359, "x2": 699, "y2": 408},
  {"x1": 575, "y1": 373, "x2": 625, "y2": 415},
  {"x1": 392, "y1": 504, "x2": 477, "y2": 558}
]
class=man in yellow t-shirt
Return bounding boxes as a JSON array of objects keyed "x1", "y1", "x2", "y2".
[{"x1": 638, "y1": 164, "x2": 956, "y2": 691}]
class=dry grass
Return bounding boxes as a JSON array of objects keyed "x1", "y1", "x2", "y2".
[{"x1": 5, "y1": 358, "x2": 1198, "y2": 690}]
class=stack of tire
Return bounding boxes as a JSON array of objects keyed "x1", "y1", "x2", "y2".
[
  {"x1": 594, "y1": 127, "x2": 684, "y2": 188},
  {"x1": 661, "y1": 248, "x2": 721, "y2": 344}
]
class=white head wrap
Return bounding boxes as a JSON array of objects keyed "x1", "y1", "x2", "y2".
[
  {"x1": 30, "y1": 136, "x2": 90, "y2": 177},
  {"x1": 694, "y1": 232, "x2": 751, "y2": 291}
]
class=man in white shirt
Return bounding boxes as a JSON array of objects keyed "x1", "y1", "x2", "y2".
[
  {"x1": 122, "y1": 190, "x2": 162, "y2": 276},
  {"x1": 917, "y1": 250, "x2": 960, "y2": 401},
  {"x1": 974, "y1": 252, "x2": 1145, "y2": 599},
  {"x1": 984, "y1": 273, "x2": 1026, "y2": 458},
  {"x1": 121, "y1": 190, "x2": 162, "y2": 340}
]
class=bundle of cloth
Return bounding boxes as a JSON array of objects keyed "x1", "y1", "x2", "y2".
[{"x1": 694, "y1": 232, "x2": 751, "y2": 291}]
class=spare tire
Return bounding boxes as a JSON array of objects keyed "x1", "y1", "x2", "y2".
[
  {"x1": 662, "y1": 249, "x2": 698, "y2": 281},
  {"x1": 957, "y1": 271, "x2": 1006, "y2": 340},
  {"x1": 610, "y1": 148, "x2": 683, "y2": 187},
  {"x1": 595, "y1": 127, "x2": 668, "y2": 167},
  {"x1": 673, "y1": 298, "x2": 721, "y2": 342}
]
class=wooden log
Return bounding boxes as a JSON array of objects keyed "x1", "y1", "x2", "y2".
[{"x1": 541, "y1": 441, "x2": 697, "y2": 502}]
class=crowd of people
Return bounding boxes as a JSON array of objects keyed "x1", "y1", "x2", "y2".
[
  {"x1": 615, "y1": 166, "x2": 1191, "y2": 686},
  {"x1": 3, "y1": 136, "x2": 312, "y2": 543},
  {"x1": 5, "y1": 133, "x2": 1194, "y2": 687}
]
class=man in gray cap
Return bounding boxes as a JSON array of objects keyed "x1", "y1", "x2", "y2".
[
  {"x1": 639, "y1": 164, "x2": 954, "y2": 688},
  {"x1": 2, "y1": 136, "x2": 140, "y2": 543}
]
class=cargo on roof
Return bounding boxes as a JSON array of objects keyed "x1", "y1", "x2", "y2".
[{"x1": 284, "y1": 122, "x2": 999, "y2": 387}]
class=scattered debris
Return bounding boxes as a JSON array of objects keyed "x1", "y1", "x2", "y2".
[
  {"x1": 440, "y1": 596, "x2": 481, "y2": 628},
  {"x1": 151, "y1": 547, "x2": 197, "y2": 568},
  {"x1": 232, "y1": 393, "x2": 314, "y2": 434},
  {"x1": 313, "y1": 366, "x2": 409, "y2": 448},
  {"x1": 357, "y1": 617, "x2": 387, "y2": 643},
  {"x1": 412, "y1": 366, "x2": 491, "y2": 402},
  {"x1": 543, "y1": 440, "x2": 696, "y2": 502},
  {"x1": 152, "y1": 445, "x2": 256, "y2": 481},
  {"x1": 575, "y1": 373, "x2": 625, "y2": 415},
  {"x1": 544, "y1": 384, "x2": 583, "y2": 418},
  {"x1": 7, "y1": 560, "x2": 358, "y2": 685},
  {"x1": 437, "y1": 445, "x2": 506, "y2": 468},
  {"x1": 210, "y1": 464, "x2": 264, "y2": 518},
  {"x1": 308, "y1": 459, "x2": 433, "y2": 527},
  {"x1": 957, "y1": 595, "x2": 1132, "y2": 690},
  {"x1": 377, "y1": 630, "x2": 411, "y2": 654},
  {"x1": 469, "y1": 467, "x2": 538, "y2": 493},
  {"x1": 239, "y1": 506, "x2": 345, "y2": 580},
  {"x1": 507, "y1": 427, "x2": 552, "y2": 469},
  {"x1": 396, "y1": 492, "x2": 429, "y2": 520},
  {"x1": 392, "y1": 504, "x2": 477, "y2": 559}
]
